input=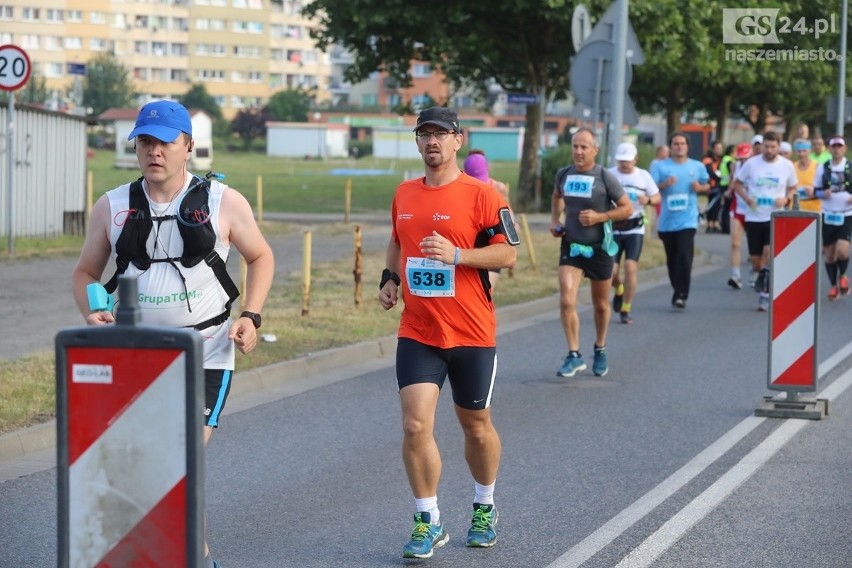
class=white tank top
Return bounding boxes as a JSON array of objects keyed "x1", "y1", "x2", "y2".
[{"x1": 106, "y1": 175, "x2": 235, "y2": 369}]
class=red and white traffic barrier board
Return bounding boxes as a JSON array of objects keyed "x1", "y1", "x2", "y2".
[
  {"x1": 56, "y1": 313, "x2": 204, "y2": 567},
  {"x1": 768, "y1": 211, "x2": 821, "y2": 393}
]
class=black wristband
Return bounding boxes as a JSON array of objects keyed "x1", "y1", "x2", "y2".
[{"x1": 380, "y1": 268, "x2": 401, "y2": 290}]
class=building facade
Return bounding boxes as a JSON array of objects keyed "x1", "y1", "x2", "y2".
[{"x1": 0, "y1": 0, "x2": 333, "y2": 118}]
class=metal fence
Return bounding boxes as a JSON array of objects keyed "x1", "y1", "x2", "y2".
[{"x1": 0, "y1": 104, "x2": 88, "y2": 239}]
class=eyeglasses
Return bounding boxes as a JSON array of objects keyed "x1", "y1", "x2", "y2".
[{"x1": 416, "y1": 130, "x2": 455, "y2": 141}]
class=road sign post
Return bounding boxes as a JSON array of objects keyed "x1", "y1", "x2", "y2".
[
  {"x1": 56, "y1": 276, "x2": 205, "y2": 567},
  {"x1": 0, "y1": 44, "x2": 31, "y2": 256},
  {"x1": 756, "y1": 211, "x2": 828, "y2": 419}
]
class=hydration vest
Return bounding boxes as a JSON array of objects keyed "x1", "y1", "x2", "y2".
[
  {"x1": 104, "y1": 174, "x2": 240, "y2": 330},
  {"x1": 821, "y1": 159, "x2": 852, "y2": 192}
]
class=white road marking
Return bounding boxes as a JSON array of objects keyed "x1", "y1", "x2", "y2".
[{"x1": 548, "y1": 340, "x2": 852, "y2": 568}]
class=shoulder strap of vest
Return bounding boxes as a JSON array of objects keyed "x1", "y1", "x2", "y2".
[
  {"x1": 176, "y1": 176, "x2": 240, "y2": 307},
  {"x1": 105, "y1": 178, "x2": 150, "y2": 294}
]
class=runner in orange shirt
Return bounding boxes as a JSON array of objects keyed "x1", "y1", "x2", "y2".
[{"x1": 378, "y1": 107, "x2": 518, "y2": 559}]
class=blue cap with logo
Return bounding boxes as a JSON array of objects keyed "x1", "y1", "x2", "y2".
[{"x1": 127, "y1": 100, "x2": 192, "y2": 142}]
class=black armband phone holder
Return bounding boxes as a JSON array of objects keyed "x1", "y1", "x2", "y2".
[{"x1": 380, "y1": 268, "x2": 401, "y2": 289}]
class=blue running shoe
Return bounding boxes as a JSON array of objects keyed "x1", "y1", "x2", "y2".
[
  {"x1": 557, "y1": 353, "x2": 586, "y2": 377},
  {"x1": 402, "y1": 512, "x2": 449, "y2": 559},
  {"x1": 466, "y1": 503, "x2": 498, "y2": 547},
  {"x1": 592, "y1": 346, "x2": 608, "y2": 377}
]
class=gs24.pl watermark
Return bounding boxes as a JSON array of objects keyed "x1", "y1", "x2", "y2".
[
  {"x1": 722, "y1": 8, "x2": 841, "y2": 62},
  {"x1": 722, "y1": 8, "x2": 837, "y2": 44}
]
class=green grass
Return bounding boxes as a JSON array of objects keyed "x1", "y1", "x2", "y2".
[{"x1": 85, "y1": 148, "x2": 524, "y2": 214}]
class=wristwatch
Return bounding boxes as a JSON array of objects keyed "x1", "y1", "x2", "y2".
[{"x1": 240, "y1": 311, "x2": 262, "y2": 329}]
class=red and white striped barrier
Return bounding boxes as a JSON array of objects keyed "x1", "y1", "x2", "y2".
[
  {"x1": 57, "y1": 314, "x2": 204, "y2": 567},
  {"x1": 768, "y1": 211, "x2": 820, "y2": 392}
]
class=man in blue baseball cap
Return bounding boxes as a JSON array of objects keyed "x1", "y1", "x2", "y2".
[
  {"x1": 127, "y1": 99, "x2": 193, "y2": 142},
  {"x1": 73, "y1": 100, "x2": 274, "y2": 568}
]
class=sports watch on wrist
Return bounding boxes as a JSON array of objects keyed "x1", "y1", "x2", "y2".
[{"x1": 240, "y1": 311, "x2": 262, "y2": 329}]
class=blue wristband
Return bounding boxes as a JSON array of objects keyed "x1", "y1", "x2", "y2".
[
  {"x1": 816, "y1": 189, "x2": 824, "y2": 199},
  {"x1": 453, "y1": 247, "x2": 460, "y2": 265}
]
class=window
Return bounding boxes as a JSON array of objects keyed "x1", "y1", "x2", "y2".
[
  {"x1": 65, "y1": 37, "x2": 83, "y2": 49},
  {"x1": 170, "y1": 43, "x2": 188, "y2": 57},
  {"x1": 412, "y1": 63, "x2": 431, "y2": 78},
  {"x1": 43, "y1": 62, "x2": 63, "y2": 77},
  {"x1": 210, "y1": 19, "x2": 225, "y2": 31},
  {"x1": 0, "y1": 6, "x2": 13, "y2": 20},
  {"x1": 388, "y1": 94, "x2": 401, "y2": 107},
  {"x1": 89, "y1": 38, "x2": 108, "y2": 51},
  {"x1": 152, "y1": 41, "x2": 166, "y2": 56},
  {"x1": 361, "y1": 94, "x2": 378, "y2": 107},
  {"x1": 0, "y1": 32, "x2": 11, "y2": 44},
  {"x1": 134, "y1": 41, "x2": 149, "y2": 55},
  {"x1": 110, "y1": 13, "x2": 125, "y2": 28},
  {"x1": 45, "y1": 36, "x2": 63, "y2": 51},
  {"x1": 22, "y1": 7, "x2": 39, "y2": 21},
  {"x1": 170, "y1": 69, "x2": 188, "y2": 82},
  {"x1": 133, "y1": 67, "x2": 149, "y2": 80},
  {"x1": 46, "y1": 8, "x2": 63, "y2": 23},
  {"x1": 90, "y1": 11, "x2": 106, "y2": 24}
]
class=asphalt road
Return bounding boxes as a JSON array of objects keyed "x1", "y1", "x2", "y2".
[{"x1": 1, "y1": 227, "x2": 851, "y2": 567}]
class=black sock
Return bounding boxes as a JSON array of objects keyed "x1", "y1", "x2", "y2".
[
  {"x1": 594, "y1": 344, "x2": 605, "y2": 352},
  {"x1": 826, "y1": 262, "x2": 839, "y2": 285},
  {"x1": 839, "y1": 258, "x2": 849, "y2": 277}
]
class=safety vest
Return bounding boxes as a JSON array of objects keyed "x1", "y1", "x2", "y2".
[
  {"x1": 719, "y1": 155, "x2": 734, "y2": 186},
  {"x1": 821, "y1": 159, "x2": 852, "y2": 192},
  {"x1": 104, "y1": 175, "x2": 240, "y2": 330}
]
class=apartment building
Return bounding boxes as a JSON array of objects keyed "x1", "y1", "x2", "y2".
[{"x1": 0, "y1": 0, "x2": 334, "y2": 118}]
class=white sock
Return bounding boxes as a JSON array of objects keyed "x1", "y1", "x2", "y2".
[
  {"x1": 474, "y1": 481, "x2": 495, "y2": 506},
  {"x1": 414, "y1": 496, "x2": 439, "y2": 524},
  {"x1": 732, "y1": 266, "x2": 741, "y2": 278}
]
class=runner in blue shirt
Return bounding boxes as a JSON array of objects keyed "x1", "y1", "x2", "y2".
[{"x1": 650, "y1": 132, "x2": 711, "y2": 309}]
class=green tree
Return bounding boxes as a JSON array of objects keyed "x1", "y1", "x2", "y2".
[
  {"x1": 179, "y1": 83, "x2": 223, "y2": 121},
  {"x1": 0, "y1": 74, "x2": 49, "y2": 106},
  {"x1": 83, "y1": 53, "x2": 135, "y2": 116},
  {"x1": 303, "y1": 0, "x2": 583, "y2": 212},
  {"x1": 265, "y1": 88, "x2": 312, "y2": 122}
]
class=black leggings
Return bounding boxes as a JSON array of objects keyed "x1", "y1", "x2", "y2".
[{"x1": 658, "y1": 229, "x2": 696, "y2": 301}]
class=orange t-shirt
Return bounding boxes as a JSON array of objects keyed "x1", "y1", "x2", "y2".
[
  {"x1": 795, "y1": 160, "x2": 821, "y2": 212},
  {"x1": 391, "y1": 173, "x2": 509, "y2": 348}
]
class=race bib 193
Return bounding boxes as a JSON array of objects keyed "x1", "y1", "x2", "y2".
[
  {"x1": 562, "y1": 175, "x2": 594, "y2": 199},
  {"x1": 405, "y1": 257, "x2": 455, "y2": 297}
]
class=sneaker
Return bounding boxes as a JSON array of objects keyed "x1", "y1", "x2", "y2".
[
  {"x1": 402, "y1": 512, "x2": 449, "y2": 559},
  {"x1": 673, "y1": 298, "x2": 686, "y2": 309},
  {"x1": 758, "y1": 295, "x2": 769, "y2": 312},
  {"x1": 840, "y1": 275, "x2": 850, "y2": 296},
  {"x1": 727, "y1": 277, "x2": 742, "y2": 290},
  {"x1": 557, "y1": 353, "x2": 586, "y2": 377},
  {"x1": 749, "y1": 271, "x2": 758, "y2": 288},
  {"x1": 592, "y1": 346, "x2": 608, "y2": 377},
  {"x1": 612, "y1": 292, "x2": 624, "y2": 313},
  {"x1": 466, "y1": 503, "x2": 498, "y2": 548},
  {"x1": 828, "y1": 286, "x2": 839, "y2": 301},
  {"x1": 620, "y1": 311, "x2": 633, "y2": 324}
]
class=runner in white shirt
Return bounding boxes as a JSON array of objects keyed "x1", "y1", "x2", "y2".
[
  {"x1": 813, "y1": 135, "x2": 852, "y2": 300},
  {"x1": 729, "y1": 131, "x2": 797, "y2": 311},
  {"x1": 607, "y1": 143, "x2": 660, "y2": 324}
]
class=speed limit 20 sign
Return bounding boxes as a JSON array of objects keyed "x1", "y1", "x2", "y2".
[{"x1": 0, "y1": 45, "x2": 31, "y2": 91}]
